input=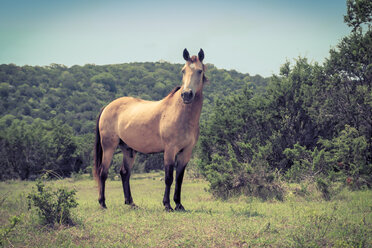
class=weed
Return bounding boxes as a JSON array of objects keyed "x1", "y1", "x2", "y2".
[
  {"x1": 27, "y1": 178, "x2": 78, "y2": 226},
  {"x1": 0, "y1": 215, "x2": 22, "y2": 246},
  {"x1": 290, "y1": 204, "x2": 338, "y2": 247},
  {"x1": 229, "y1": 206, "x2": 261, "y2": 218},
  {"x1": 296, "y1": 182, "x2": 310, "y2": 197},
  {"x1": 335, "y1": 216, "x2": 371, "y2": 248},
  {"x1": 316, "y1": 177, "x2": 332, "y2": 201}
]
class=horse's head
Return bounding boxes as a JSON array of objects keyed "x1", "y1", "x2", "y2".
[{"x1": 181, "y1": 48, "x2": 208, "y2": 104}]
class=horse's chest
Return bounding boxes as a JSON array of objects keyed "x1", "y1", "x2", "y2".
[{"x1": 160, "y1": 118, "x2": 197, "y2": 146}]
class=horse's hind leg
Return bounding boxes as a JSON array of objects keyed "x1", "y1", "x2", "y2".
[
  {"x1": 119, "y1": 142, "x2": 136, "y2": 206},
  {"x1": 98, "y1": 139, "x2": 118, "y2": 208}
]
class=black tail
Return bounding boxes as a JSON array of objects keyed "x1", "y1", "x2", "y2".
[{"x1": 93, "y1": 108, "x2": 104, "y2": 181}]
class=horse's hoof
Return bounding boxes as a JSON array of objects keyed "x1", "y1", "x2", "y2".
[
  {"x1": 99, "y1": 199, "x2": 107, "y2": 209},
  {"x1": 175, "y1": 204, "x2": 185, "y2": 211},
  {"x1": 164, "y1": 206, "x2": 174, "y2": 212},
  {"x1": 130, "y1": 203, "x2": 138, "y2": 209}
]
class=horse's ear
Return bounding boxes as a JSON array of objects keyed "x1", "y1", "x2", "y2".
[
  {"x1": 203, "y1": 75, "x2": 209, "y2": 84},
  {"x1": 183, "y1": 48, "x2": 190, "y2": 61},
  {"x1": 198, "y1": 48, "x2": 204, "y2": 62},
  {"x1": 202, "y1": 64, "x2": 209, "y2": 84}
]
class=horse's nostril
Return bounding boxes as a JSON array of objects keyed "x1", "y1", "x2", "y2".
[
  {"x1": 181, "y1": 90, "x2": 193, "y2": 103},
  {"x1": 185, "y1": 91, "x2": 193, "y2": 99}
]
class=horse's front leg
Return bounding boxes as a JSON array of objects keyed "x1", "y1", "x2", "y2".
[
  {"x1": 174, "y1": 164, "x2": 186, "y2": 211},
  {"x1": 163, "y1": 150, "x2": 177, "y2": 211},
  {"x1": 174, "y1": 147, "x2": 193, "y2": 211},
  {"x1": 162, "y1": 162, "x2": 174, "y2": 211}
]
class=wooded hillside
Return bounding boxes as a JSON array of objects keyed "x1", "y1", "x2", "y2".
[{"x1": 0, "y1": 61, "x2": 267, "y2": 179}]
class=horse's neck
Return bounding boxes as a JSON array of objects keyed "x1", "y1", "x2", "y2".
[
  {"x1": 165, "y1": 89, "x2": 203, "y2": 126},
  {"x1": 177, "y1": 91, "x2": 203, "y2": 126}
]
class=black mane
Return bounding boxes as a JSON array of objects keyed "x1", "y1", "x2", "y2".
[{"x1": 167, "y1": 86, "x2": 181, "y2": 97}]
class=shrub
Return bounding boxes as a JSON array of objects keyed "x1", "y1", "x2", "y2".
[
  {"x1": 284, "y1": 125, "x2": 371, "y2": 189},
  {"x1": 319, "y1": 125, "x2": 371, "y2": 189},
  {"x1": 27, "y1": 179, "x2": 78, "y2": 226},
  {"x1": 204, "y1": 144, "x2": 284, "y2": 201},
  {"x1": 284, "y1": 144, "x2": 329, "y2": 182}
]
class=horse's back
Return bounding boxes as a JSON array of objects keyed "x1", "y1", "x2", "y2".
[
  {"x1": 99, "y1": 96, "x2": 165, "y2": 153},
  {"x1": 99, "y1": 96, "x2": 138, "y2": 133}
]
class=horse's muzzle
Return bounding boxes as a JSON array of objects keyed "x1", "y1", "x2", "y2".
[{"x1": 181, "y1": 89, "x2": 194, "y2": 104}]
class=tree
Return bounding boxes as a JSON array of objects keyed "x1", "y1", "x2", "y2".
[
  {"x1": 0, "y1": 119, "x2": 80, "y2": 180},
  {"x1": 322, "y1": 0, "x2": 372, "y2": 165},
  {"x1": 197, "y1": 0, "x2": 372, "y2": 196},
  {"x1": 344, "y1": 0, "x2": 372, "y2": 30},
  {"x1": 45, "y1": 120, "x2": 78, "y2": 176},
  {"x1": 90, "y1": 72, "x2": 117, "y2": 92}
]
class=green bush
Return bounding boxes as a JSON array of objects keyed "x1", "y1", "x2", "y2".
[
  {"x1": 0, "y1": 119, "x2": 80, "y2": 180},
  {"x1": 27, "y1": 179, "x2": 78, "y2": 226},
  {"x1": 204, "y1": 144, "x2": 284, "y2": 201},
  {"x1": 284, "y1": 125, "x2": 371, "y2": 189},
  {"x1": 284, "y1": 144, "x2": 330, "y2": 182},
  {"x1": 319, "y1": 125, "x2": 371, "y2": 189}
]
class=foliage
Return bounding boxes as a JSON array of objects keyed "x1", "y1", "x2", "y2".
[
  {"x1": 284, "y1": 125, "x2": 371, "y2": 188},
  {"x1": 0, "y1": 215, "x2": 22, "y2": 246},
  {"x1": 284, "y1": 144, "x2": 327, "y2": 182},
  {"x1": 198, "y1": 60, "x2": 318, "y2": 198},
  {"x1": 319, "y1": 125, "x2": 371, "y2": 189},
  {"x1": 198, "y1": 88, "x2": 285, "y2": 200},
  {"x1": 0, "y1": 119, "x2": 80, "y2": 180},
  {"x1": 27, "y1": 178, "x2": 78, "y2": 226},
  {"x1": 344, "y1": 0, "x2": 372, "y2": 30},
  {"x1": 0, "y1": 62, "x2": 264, "y2": 135},
  {"x1": 315, "y1": 178, "x2": 333, "y2": 201},
  {"x1": 133, "y1": 153, "x2": 164, "y2": 173},
  {"x1": 198, "y1": 1, "x2": 371, "y2": 198},
  {"x1": 202, "y1": 143, "x2": 284, "y2": 201}
]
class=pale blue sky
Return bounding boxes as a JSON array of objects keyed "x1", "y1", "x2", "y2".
[{"x1": 0, "y1": 0, "x2": 350, "y2": 76}]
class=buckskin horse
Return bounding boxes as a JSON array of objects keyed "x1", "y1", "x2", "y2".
[{"x1": 94, "y1": 49, "x2": 208, "y2": 211}]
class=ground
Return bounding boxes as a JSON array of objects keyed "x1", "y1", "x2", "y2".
[{"x1": 0, "y1": 172, "x2": 371, "y2": 247}]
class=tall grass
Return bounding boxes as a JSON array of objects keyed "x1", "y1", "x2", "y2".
[{"x1": 0, "y1": 172, "x2": 371, "y2": 247}]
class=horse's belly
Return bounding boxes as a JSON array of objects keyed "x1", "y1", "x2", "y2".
[
  {"x1": 123, "y1": 137, "x2": 163, "y2": 154},
  {"x1": 119, "y1": 123, "x2": 164, "y2": 154}
]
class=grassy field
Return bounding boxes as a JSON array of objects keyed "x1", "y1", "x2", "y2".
[{"x1": 1, "y1": 172, "x2": 371, "y2": 247}]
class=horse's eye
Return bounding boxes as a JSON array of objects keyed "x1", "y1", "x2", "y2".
[
  {"x1": 197, "y1": 69, "x2": 203, "y2": 74},
  {"x1": 182, "y1": 69, "x2": 185, "y2": 74}
]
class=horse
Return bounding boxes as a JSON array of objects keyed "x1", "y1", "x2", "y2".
[{"x1": 93, "y1": 48, "x2": 208, "y2": 211}]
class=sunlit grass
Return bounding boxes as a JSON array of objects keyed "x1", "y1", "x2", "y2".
[{"x1": 0, "y1": 173, "x2": 371, "y2": 247}]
